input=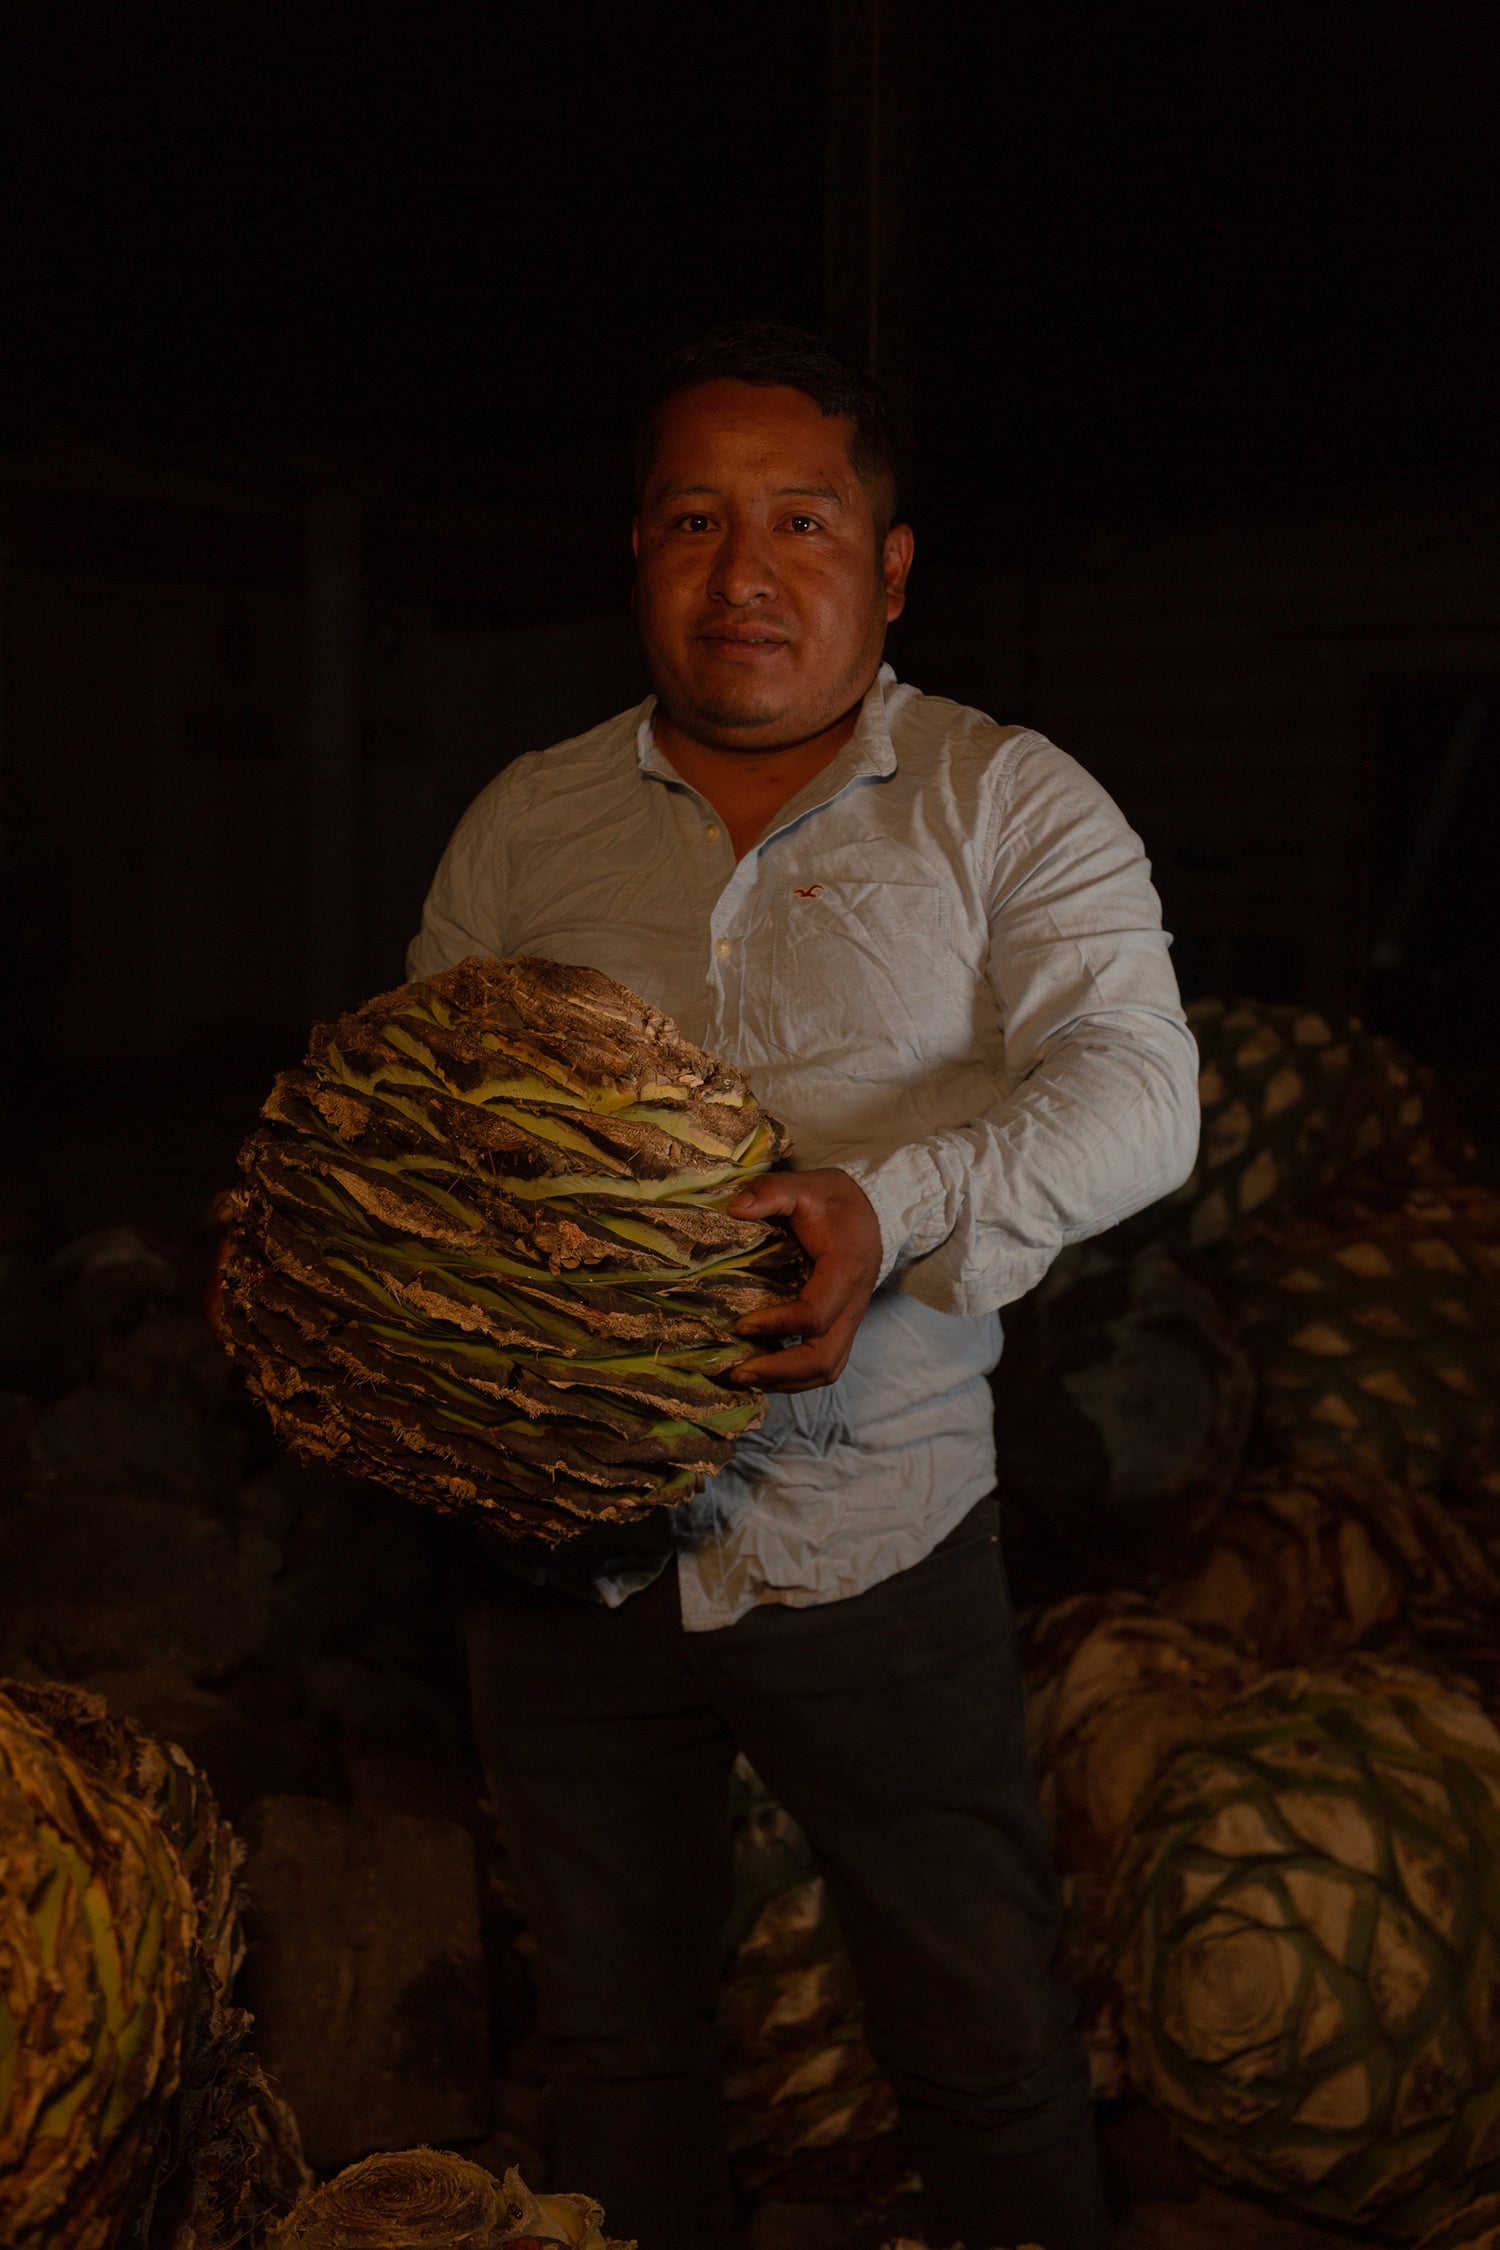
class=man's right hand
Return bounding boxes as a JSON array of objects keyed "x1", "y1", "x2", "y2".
[{"x1": 724, "y1": 1168, "x2": 882, "y2": 1392}]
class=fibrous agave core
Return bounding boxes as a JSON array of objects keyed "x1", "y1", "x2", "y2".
[{"x1": 215, "y1": 956, "x2": 809, "y2": 1545}]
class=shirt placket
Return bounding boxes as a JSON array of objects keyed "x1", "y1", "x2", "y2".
[
  {"x1": 643, "y1": 776, "x2": 745, "y2": 1056},
  {"x1": 636, "y1": 678, "x2": 898, "y2": 1064},
  {"x1": 704, "y1": 850, "x2": 761, "y2": 1060}
]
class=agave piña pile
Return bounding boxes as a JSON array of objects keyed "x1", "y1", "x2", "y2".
[
  {"x1": 1159, "y1": 1465, "x2": 1500, "y2": 1671},
  {"x1": 0, "y1": 1682, "x2": 197, "y2": 2247},
  {"x1": 216, "y1": 956, "x2": 807, "y2": 1544},
  {"x1": 0, "y1": 1679, "x2": 301, "y2": 2250},
  {"x1": 1022, "y1": 1595, "x2": 1250, "y2": 1885},
  {"x1": 1139, "y1": 999, "x2": 1462, "y2": 1254},
  {"x1": 269, "y1": 2151, "x2": 612, "y2": 2248},
  {"x1": 1019, "y1": 1595, "x2": 1249, "y2": 2094},
  {"x1": 1230, "y1": 1185, "x2": 1500, "y2": 1497},
  {"x1": 1114, "y1": 1659, "x2": 1500, "y2": 2238},
  {"x1": 721, "y1": 1760, "x2": 897, "y2": 2193}
]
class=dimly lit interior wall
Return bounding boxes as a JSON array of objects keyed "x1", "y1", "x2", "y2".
[
  {"x1": 898, "y1": 504, "x2": 1500, "y2": 1029},
  {"x1": 0, "y1": 460, "x2": 645, "y2": 1061},
  {"x1": 10, "y1": 450, "x2": 1497, "y2": 1082},
  {"x1": 2, "y1": 4, "x2": 1496, "y2": 1109}
]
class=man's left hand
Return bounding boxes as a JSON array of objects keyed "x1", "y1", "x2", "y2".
[{"x1": 726, "y1": 1169, "x2": 883, "y2": 1392}]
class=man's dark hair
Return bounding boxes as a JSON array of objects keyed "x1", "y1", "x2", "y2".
[{"x1": 634, "y1": 320, "x2": 900, "y2": 532}]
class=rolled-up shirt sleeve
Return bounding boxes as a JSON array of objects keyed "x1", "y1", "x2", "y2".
[{"x1": 837, "y1": 736, "x2": 1200, "y2": 1316}]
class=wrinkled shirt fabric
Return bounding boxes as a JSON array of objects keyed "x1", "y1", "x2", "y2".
[{"x1": 407, "y1": 664, "x2": 1199, "y2": 1629}]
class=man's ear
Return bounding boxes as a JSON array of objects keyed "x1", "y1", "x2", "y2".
[
  {"x1": 631, "y1": 519, "x2": 640, "y2": 559},
  {"x1": 883, "y1": 522, "x2": 915, "y2": 622}
]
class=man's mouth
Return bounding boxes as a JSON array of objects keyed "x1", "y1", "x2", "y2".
[{"x1": 696, "y1": 629, "x2": 791, "y2": 651}]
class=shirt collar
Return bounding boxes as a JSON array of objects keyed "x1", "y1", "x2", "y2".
[{"x1": 635, "y1": 662, "x2": 900, "y2": 790}]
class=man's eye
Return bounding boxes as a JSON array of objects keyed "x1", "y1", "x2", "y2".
[
  {"x1": 675, "y1": 513, "x2": 713, "y2": 532},
  {"x1": 786, "y1": 515, "x2": 821, "y2": 533}
]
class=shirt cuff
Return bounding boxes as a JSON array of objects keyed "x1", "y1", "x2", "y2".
[{"x1": 835, "y1": 1141, "x2": 951, "y2": 1288}]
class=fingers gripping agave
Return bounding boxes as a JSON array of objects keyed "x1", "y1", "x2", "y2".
[{"x1": 216, "y1": 957, "x2": 809, "y2": 1543}]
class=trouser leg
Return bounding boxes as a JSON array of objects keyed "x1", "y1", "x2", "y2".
[
  {"x1": 464, "y1": 1565, "x2": 737, "y2": 2250},
  {"x1": 704, "y1": 1498, "x2": 1110, "y2": 2250}
]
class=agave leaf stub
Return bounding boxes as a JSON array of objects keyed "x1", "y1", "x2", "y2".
[{"x1": 218, "y1": 956, "x2": 809, "y2": 1545}]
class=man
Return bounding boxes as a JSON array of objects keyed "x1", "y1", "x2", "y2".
[{"x1": 409, "y1": 323, "x2": 1199, "y2": 2250}]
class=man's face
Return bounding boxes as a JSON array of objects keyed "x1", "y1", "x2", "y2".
[{"x1": 633, "y1": 380, "x2": 913, "y2": 752}]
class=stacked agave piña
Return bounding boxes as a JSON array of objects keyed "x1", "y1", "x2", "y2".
[
  {"x1": 0, "y1": 1679, "x2": 198, "y2": 2249},
  {"x1": 1142, "y1": 999, "x2": 1463, "y2": 1254},
  {"x1": 1229, "y1": 1184, "x2": 1500, "y2": 1500},
  {"x1": 721, "y1": 1760, "x2": 897, "y2": 2193},
  {"x1": 270, "y1": 2151, "x2": 616, "y2": 2249},
  {"x1": 996, "y1": 999, "x2": 1500, "y2": 2235},
  {"x1": 1018, "y1": 1465, "x2": 1500, "y2": 2097},
  {"x1": 1159, "y1": 1464, "x2": 1500, "y2": 1672},
  {"x1": 1019, "y1": 1596, "x2": 1250, "y2": 2093},
  {"x1": 0, "y1": 1679, "x2": 306, "y2": 2250},
  {"x1": 1114, "y1": 1658, "x2": 1500, "y2": 2239},
  {"x1": 1023, "y1": 1598, "x2": 1252, "y2": 1879},
  {"x1": 217, "y1": 956, "x2": 806, "y2": 1542}
]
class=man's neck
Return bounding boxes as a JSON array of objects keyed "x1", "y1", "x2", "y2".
[{"x1": 652, "y1": 697, "x2": 866, "y2": 860}]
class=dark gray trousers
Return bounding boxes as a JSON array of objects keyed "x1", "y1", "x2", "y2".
[{"x1": 465, "y1": 1496, "x2": 1109, "y2": 2250}]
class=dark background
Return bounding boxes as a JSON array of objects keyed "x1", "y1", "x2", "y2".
[
  {"x1": 7, "y1": 5, "x2": 1497, "y2": 522},
  {"x1": 2, "y1": 5, "x2": 827, "y2": 481},
  {"x1": 2, "y1": 1, "x2": 1499, "y2": 1217}
]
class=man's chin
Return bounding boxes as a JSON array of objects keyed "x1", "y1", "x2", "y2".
[{"x1": 656, "y1": 687, "x2": 790, "y2": 744}]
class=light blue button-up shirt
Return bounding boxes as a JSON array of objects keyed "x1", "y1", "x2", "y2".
[{"x1": 408, "y1": 664, "x2": 1199, "y2": 1628}]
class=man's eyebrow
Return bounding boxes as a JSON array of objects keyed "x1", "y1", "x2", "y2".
[{"x1": 653, "y1": 481, "x2": 846, "y2": 505}]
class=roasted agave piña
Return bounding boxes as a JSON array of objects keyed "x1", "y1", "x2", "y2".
[
  {"x1": 269, "y1": 2150, "x2": 612, "y2": 2249},
  {"x1": 0, "y1": 1680, "x2": 285, "y2": 2250},
  {"x1": 216, "y1": 956, "x2": 807, "y2": 1543},
  {"x1": 1114, "y1": 1659, "x2": 1500, "y2": 2238}
]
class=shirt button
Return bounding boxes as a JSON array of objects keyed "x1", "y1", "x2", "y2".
[
  {"x1": 704, "y1": 822, "x2": 722, "y2": 843},
  {"x1": 714, "y1": 937, "x2": 734, "y2": 960}
]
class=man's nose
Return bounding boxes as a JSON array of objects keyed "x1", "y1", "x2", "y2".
[{"x1": 706, "y1": 521, "x2": 777, "y2": 606}]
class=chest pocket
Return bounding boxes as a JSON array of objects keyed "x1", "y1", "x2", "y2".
[{"x1": 766, "y1": 878, "x2": 955, "y2": 1068}]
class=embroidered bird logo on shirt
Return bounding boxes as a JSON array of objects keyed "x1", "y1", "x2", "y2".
[{"x1": 792, "y1": 884, "x2": 825, "y2": 899}]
